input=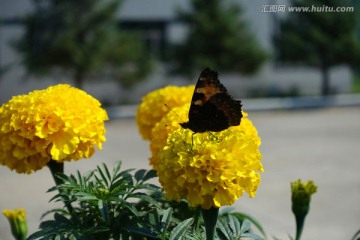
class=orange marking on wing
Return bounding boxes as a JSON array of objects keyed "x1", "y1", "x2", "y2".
[{"x1": 195, "y1": 85, "x2": 221, "y2": 102}]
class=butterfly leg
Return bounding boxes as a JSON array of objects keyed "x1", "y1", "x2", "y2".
[
  {"x1": 207, "y1": 131, "x2": 218, "y2": 142},
  {"x1": 191, "y1": 133, "x2": 194, "y2": 147}
]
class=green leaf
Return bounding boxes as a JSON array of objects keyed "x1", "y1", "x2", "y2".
[
  {"x1": 216, "y1": 218, "x2": 231, "y2": 240},
  {"x1": 40, "y1": 208, "x2": 69, "y2": 220},
  {"x1": 232, "y1": 212, "x2": 267, "y2": 238},
  {"x1": 129, "y1": 192, "x2": 161, "y2": 208},
  {"x1": 239, "y1": 220, "x2": 250, "y2": 234},
  {"x1": 103, "y1": 162, "x2": 112, "y2": 181},
  {"x1": 53, "y1": 213, "x2": 71, "y2": 223},
  {"x1": 148, "y1": 211, "x2": 160, "y2": 227},
  {"x1": 143, "y1": 169, "x2": 157, "y2": 181},
  {"x1": 110, "y1": 197, "x2": 140, "y2": 216},
  {"x1": 77, "y1": 170, "x2": 84, "y2": 189},
  {"x1": 127, "y1": 226, "x2": 160, "y2": 239},
  {"x1": 169, "y1": 218, "x2": 194, "y2": 240},
  {"x1": 240, "y1": 233, "x2": 264, "y2": 240},
  {"x1": 98, "y1": 199, "x2": 109, "y2": 223},
  {"x1": 97, "y1": 164, "x2": 110, "y2": 187},
  {"x1": 112, "y1": 161, "x2": 122, "y2": 175},
  {"x1": 83, "y1": 170, "x2": 95, "y2": 181},
  {"x1": 228, "y1": 214, "x2": 241, "y2": 234},
  {"x1": 160, "y1": 208, "x2": 173, "y2": 232},
  {"x1": 73, "y1": 192, "x2": 98, "y2": 201},
  {"x1": 134, "y1": 169, "x2": 147, "y2": 181},
  {"x1": 352, "y1": 229, "x2": 360, "y2": 240}
]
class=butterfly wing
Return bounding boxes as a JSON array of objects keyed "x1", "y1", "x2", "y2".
[
  {"x1": 190, "y1": 68, "x2": 227, "y2": 106},
  {"x1": 206, "y1": 93, "x2": 242, "y2": 128},
  {"x1": 181, "y1": 68, "x2": 242, "y2": 133}
]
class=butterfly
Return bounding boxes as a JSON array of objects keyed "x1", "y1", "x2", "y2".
[{"x1": 180, "y1": 68, "x2": 242, "y2": 133}]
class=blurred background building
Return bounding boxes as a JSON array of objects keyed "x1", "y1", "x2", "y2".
[{"x1": 0, "y1": 0, "x2": 356, "y2": 105}]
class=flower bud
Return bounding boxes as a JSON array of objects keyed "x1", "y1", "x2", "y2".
[
  {"x1": 3, "y1": 208, "x2": 28, "y2": 240},
  {"x1": 291, "y1": 179, "x2": 317, "y2": 218},
  {"x1": 291, "y1": 179, "x2": 317, "y2": 240}
]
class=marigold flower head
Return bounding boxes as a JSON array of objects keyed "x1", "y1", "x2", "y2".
[
  {"x1": 136, "y1": 85, "x2": 194, "y2": 140},
  {"x1": 149, "y1": 105, "x2": 189, "y2": 169},
  {"x1": 3, "y1": 208, "x2": 27, "y2": 240},
  {"x1": 156, "y1": 120, "x2": 263, "y2": 209},
  {"x1": 0, "y1": 84, "x2": 108, "y2": 174}
]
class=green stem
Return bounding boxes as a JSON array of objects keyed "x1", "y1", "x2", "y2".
[
  {"x1": 201, "y1": 207, "x2": 219, "y2": 240},
  {"x1": 294, "y1": 214, "x2": 305, "y2": 240},
  {"x1": 193, "y1": 207, "x2": 202, "y2": 232},
  {"x1": 47, "y1": 160, "x2": 74, "y2": 214}
]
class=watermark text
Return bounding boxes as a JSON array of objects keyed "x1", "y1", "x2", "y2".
[{"x1": 261, "y1": 4, "x2": 354, "y2": 13}]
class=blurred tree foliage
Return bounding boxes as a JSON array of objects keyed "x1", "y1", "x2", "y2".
[
  {"x1": 14, "y1": 0, "x2": 153, "y2": 89},
  {"x1": 274, "y1": 0, "x2": 359, "y2": 96},
  {"x1": 170, "y1": 0, "x2": 268, "y2": 77}
]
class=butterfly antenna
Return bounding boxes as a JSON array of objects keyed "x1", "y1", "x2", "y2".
[
  {"x1": 164, "y1": 103, "x2": 185, "y2": 122},
  {"x1": 206, "y1": 131, "x2": 219, "y2": 142}
]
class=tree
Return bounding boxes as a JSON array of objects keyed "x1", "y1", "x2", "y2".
[
  {"x1": 14, "y1": 0, "x2": 153, "y2": 89},
  {"x1": 274, "y1": 0, "x2": 359, "y2": 96},
  {"x1": 170, "y1": 0, "x2": 268, "y2": 77}
]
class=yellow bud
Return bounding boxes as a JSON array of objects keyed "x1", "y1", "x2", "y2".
[{"x1": 3, "y1": 208, "x2": 28, "y2": 240}]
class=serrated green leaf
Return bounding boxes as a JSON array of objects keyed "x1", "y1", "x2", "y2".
[{"x1": 169, "y1": 218, "x2": 194, "y2": 240}]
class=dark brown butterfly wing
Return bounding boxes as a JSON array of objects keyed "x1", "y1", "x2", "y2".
[{"x1": 180, "y1": 68, "x2": 242, "y2": 133}]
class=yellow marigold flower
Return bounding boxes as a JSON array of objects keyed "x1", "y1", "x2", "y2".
[
  {"x1": 0, "y1": 84, "x2": 108, "y2": 174},
  {"x1": 3, "y1": 208, "x2": 27, "y2": 240},
  {"x1": 156, "y1": 118, "x2": 263, "y2": 209},
  {"x1": 136, "y1": 85, "x2": 194, "y2": 140},
  {"x1": 149, "y1": 105, "x2": 189, "y2": 169},
  {"x1": 150, "y1": 105, "x2": 258, "y2": 170}
]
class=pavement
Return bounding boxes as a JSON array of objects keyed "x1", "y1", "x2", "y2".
[{"x1": 0, "y1": 106, "x2": 359, "y2": 240}]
